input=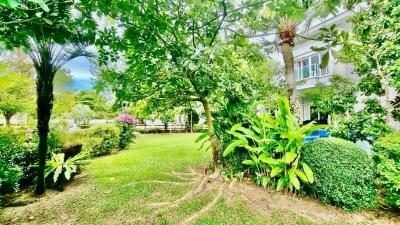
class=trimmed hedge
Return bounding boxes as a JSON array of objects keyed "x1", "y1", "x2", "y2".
[
  {"x1": 301, "y1": 138, "x2": 377, "y2": 211},
  {"x1": 373, "y1": 133, "x2": 400, "y2": 209}
]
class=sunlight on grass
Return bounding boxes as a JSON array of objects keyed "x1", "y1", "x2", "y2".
[{"x1": 58, "y1": 133, "x2": 319, "y2": 224}]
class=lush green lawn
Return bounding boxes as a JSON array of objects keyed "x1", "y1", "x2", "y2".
[
  {"x1": 1, "y1": 133, "x2": 320, "y2": 224},
  {"x1": 65, "y1": 133, "x2": 264, "y2": 224},
  {"x1": 62, "y1": 133, "x2": 316, "y2": 225}
]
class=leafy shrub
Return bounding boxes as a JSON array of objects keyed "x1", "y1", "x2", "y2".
[
  {"x1": 88, "y1": 125, "x2": 120, "y2": 157},
  {"x1": 301, "y1": 138, "x2": 377, "y2": 211},
  {"x1": 0, "y1": 157, "x2": 22, "y2": 195},
  {"x1": 223, "y1": 97, "x2": 316, "y2": 192},
  {"x1": 213, "y1": 95, "x2": 256, "y2": 177},
  {"x1": 118, "y1": 124, "x2": 135, "y2": 149},
  {"x1": 331, "y1": 99, "x2": 392, "y2": 144},
  {"x1": 82, "y1": 137, "x2": 103, "y2": 157},
  {"x1": 0, "y1": 129, "x2": 25, "y2": 194},
  {"x1": 373, "y1": 133, "x2": 400, "y2": 209}
]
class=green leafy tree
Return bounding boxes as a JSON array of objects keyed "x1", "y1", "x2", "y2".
[
  {"x1": 96, "y1": 0, "x2": 268, "y2": 167},
  {"x1": 52, "y1": 91, "x2": 76, "y2": 119},
  {"x1": 302, "y1": 75, "x2": 356, "y2": 123},
  {"x1": 0, "y1": 68, "x2": 34, "y2": 126},
  {"x1": 314, "y1": 0, "x2": 400, "y2": 123},
  {"x1": 71, "y1": 104, "x2": 93, "y2": 127},
  {"x1": 75, "y1": 91, "x2": 113, "y2": 118},
  {"x1": 0, "y1": 0, "x2": 96, "y2": 194}
]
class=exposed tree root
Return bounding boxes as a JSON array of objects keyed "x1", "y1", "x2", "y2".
[
  {"x1": 148, "y1": 175, "x2": 210, "y2": 211},
  {"x1": 209, "y1": 167, "x2": 221, "y2": 179},
  {"x1": 178, "y1": 182, "x2": 225, "y2": 225}
]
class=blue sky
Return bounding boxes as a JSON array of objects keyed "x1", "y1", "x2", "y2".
[
  {"x1": 64, "y1": 56, "x2": 93, "y2": 80},
  {"x1": 63, "y1": 57, "x2": 95, "y2": 90}
]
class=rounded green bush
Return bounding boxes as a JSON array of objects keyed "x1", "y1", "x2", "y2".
[{"x1": 301, "y1": 137, "x2": 377, "y2": 211}]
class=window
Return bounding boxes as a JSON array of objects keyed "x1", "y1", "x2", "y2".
[
  {"x1": 310, "y1": 55, "x2": 319, "y2": 76},
  {"x1": 295, "y1": 53, "x2": 330, "y2": 80},
  {"x1": 301, "y1": 58, "x2": 310, "y2": 78}
]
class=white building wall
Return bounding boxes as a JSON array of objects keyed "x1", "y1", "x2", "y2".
[{"x1": 289, "y1": 11, "x2": 399, "y2": 129}]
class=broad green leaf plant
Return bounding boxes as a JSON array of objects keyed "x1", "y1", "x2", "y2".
[
  {"x1": 45, "y1": 152, "x2": 89, "y2": 183},
  {"x1": 224, "y1": 97, "x2": 316, "y2": 192}
]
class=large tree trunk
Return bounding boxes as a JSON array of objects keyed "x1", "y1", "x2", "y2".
[
  {"x1": 4, "y1": 113, "x2": 12, "y2": 127},
  {"x1": 200, "y1": 98, "x2": 221, "y2": 166},
  {"x1": 34, "y1": 66, "x2": 55, "y2": 195}
]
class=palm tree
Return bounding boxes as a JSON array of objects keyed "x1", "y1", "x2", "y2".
[
  {"x1": 26, "y1": 39, "x2": 93, "y2": 194},
  {"x1": 251, "y1": 0, "x2": 352, "y2": 112}
]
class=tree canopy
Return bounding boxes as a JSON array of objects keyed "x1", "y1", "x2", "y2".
[
  {"x1": 0, "y1": 63, "x2": 35, "y2": 126},
  {"x1": 95, "y1": 0, "x2": 277, "y2": 166}
]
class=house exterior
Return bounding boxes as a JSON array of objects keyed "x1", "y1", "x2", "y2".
[
  {"x1": 268, "y1": 9, "x2": 399, "y2": 129},
  {"x1": 293, "y1": 9, "x2": 355, "y2": 123}
]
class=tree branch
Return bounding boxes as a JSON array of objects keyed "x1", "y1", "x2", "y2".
[{"x1": 209, "y1": 0, "x2": 228, "y2": 46}]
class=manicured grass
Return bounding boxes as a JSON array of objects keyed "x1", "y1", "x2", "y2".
[
  {"x1": 59, "y1": 133, "x2": 315, "y2": 224},
  {"x1": 56, "y1": 134, "x2": 309, "y2": 225},
  {"x1": 1, "y1": 133, "x2": 320, "y2": 224}
]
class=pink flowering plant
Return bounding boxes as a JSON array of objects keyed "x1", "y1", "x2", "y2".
[
  {"x1": 117, "y1": 114, "x2": 137, "y2": 125},
  {"x1": 116, "y1": 114, "x2": 137, "y2": 149}
]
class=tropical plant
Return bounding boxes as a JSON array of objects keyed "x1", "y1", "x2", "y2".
[
  {"x1": 373, "y1": 132, "x2": 400, "y2": 209},
  {"x1": 0, "y1": 0, "x2": 96, "y2": 194},
  {"x1": 45, "y1": 152, "x2": 89, "y2": 184},
  {"x1": 223, "y1": 97, "x2": 316, "y2": 192},
  {"x1": 242, "y1": 0, "x2": 358, "y2": 110},
  {"x1": 302, "y1": 138, "x2": 377, "y2": 211}
]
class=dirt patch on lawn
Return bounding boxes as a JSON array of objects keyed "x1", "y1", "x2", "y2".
[
  {"x1": 0, "y1": 173, "x2": 93, "y2": 225},
  {"x1": 228, "y1": 180, "x2": 399, "y2": 225}
]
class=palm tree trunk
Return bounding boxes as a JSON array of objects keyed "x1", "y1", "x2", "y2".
[
  {"x1": 281, "y1": 42, "x2": 301, "y2": 119},
  {"x1": 281, "y1": 42, "x2": 296, "y2": 103},
  {"x1": 34, "y1": 67, "x2": 55, "y2": 195},
  {"x1": 201, "y1": 98, "x2": 221, "y2": 166}
]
